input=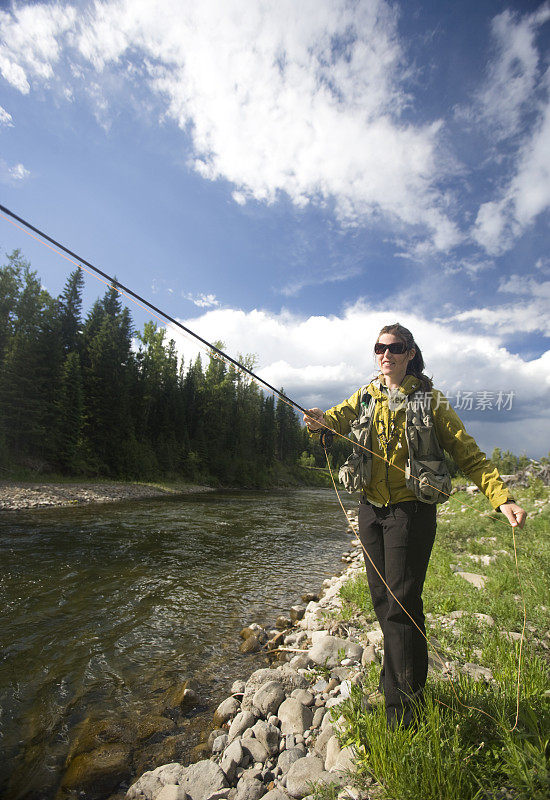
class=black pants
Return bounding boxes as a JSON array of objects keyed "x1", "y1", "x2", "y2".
[{"x1": 358, "y1": 499, "x2": 436, "y2": 727}]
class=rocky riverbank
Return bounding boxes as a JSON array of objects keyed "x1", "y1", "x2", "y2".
[{"x1": 0, "y1": 481, "x2": 213, "y2": 511}]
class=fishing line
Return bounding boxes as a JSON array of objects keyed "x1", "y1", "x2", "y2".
[{"x1": 0, "y1": 203, "x2": 527, "y2": 729}]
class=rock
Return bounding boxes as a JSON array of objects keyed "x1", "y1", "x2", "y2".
[
  {"x1": 301, "y1": 593, "x2": 319, "y2": 603},
  {"x1": 474, "y1": 613, "x2": 495, "y2": 626},
  {"x1": 228, "y1": 710, "x2": 258, "y2": 742},
  {"x1": 127, "y1": 763, "x2": 186, "y2": 800},
  {"x1": 276, "y1": 616, "x2": 292, "y2": 630},
  {"x1": 313, "y1": 723, "x2": 335, "y2": 759},
  {"x1": 241, "y1": 737, "x2": 269, "y2": 764},
  {"x1": 214, "y1": 697, "x2": 242, "y2": 726},
  {"x1": 462, "y1": 663, "x2": 493, "y2": 682},
  {"x1": 361, "y1": 644, "x2": 377, "y2": 666},
  {"x1": 500, "y1": 630, "x2": 522, "y2": 642},
  {"x1": 278, "y1": 746, "x2": 307, "y2": 774},
  {"x1": 325, "y1": 737, "x2": 355, "y2": 774},
  {"x1": 308, "y1": 637, "x2": 363, "y2": 669},
  {"x1": 277, "y1": 699, "x2": 313, "y2": 736},
  {"x1": 312, "y1": 707, "x2": 326, "y2": 729},
  {"x1": 156, "y1": 787, "x2": 188, "y2": 800},
  {"x1": 212, "y1": 734, "x2": 229, "y2": 754},
  {"x1": 62, "y1": 744, "x2": 131, "y2": 796},
  {"x1": 267, "y1": 631, "x2": 286, "y2": 650},
  {"x1": 290, "y1": 689, "x2": 314, "y2": 707},
  {"x1": 251, "y1": 721, "x2": 280, "y2": 756},
  {"x1": 178, "y1": 761, "x2": 229, "y2": 800},
  {"x1": 133, "y1": 738, "x2": 186, "y2": 780},
  {"x1": 240, "y1": 634, "x2": 263, "y2": 654},
  {"x1": 232, "y1": 680, "x2": 247, "y2": 695},
  {"x1": 285, "y1": 756, "x2": 341, "y2": 798},
  {"x1": 234, "y1": 777, "x2": 266, "y2": 800},
  {"x1": 290, "y1": 606, "x2": 306, "y2": 622},
  {"x1": 221, "y1": 739, "x2": 244, "y2": 782},
  {"x1": 253, "y1": 682, "x2": 286, "y2": 716},
  {"x1": 365, "y1": 629, "x2": 384, "y2": 646},
  {"x1": 455, "y1": 572, "x2": 487, "y2": 590},
  {"x1": 137, "y1": 715, "x2": 177, "y2": 741}
]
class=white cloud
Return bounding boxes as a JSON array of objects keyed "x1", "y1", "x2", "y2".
[
  {"x1": 0, "y1": 0, "x2": 461, "y2": 253},
  {"x1": 471, "y1": 6, "x2": 550, "y2": 255},
  {"x1": 0, "y1": 105, "x2": 13, "y2": 126},
  {"x1": 184, "y1": 292, "x2": 219, "y2": 309},
  {"x1": 445, "y1": 275, "x2": 550, "y2": 336},
  {"x1": 0, "y1": 3, "x2": 77, "y2": 93},
  {"x1": 472, "y1": 4, "x2": 550, "y2": 140},
  {"x1": 164, "y1": 301, "x2": 550, "y2": 456},
  {"x1": 0, "y1": 158, "x2": 30, "y2": 184}
]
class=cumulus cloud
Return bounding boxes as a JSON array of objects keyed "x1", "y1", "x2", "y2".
[
  {"x1": 0, "y1": 105, "x2": 13, "y2": 126},
  {"x1": 164, "y1": 301, "x2": 549, "y2": 456},
  {"x1": 443, "y1": 274, "x2": 550, "y2": 336},
  {"x1": 0, "y1": 0, "x2": 461, "y2": 252},
  {"x1": 471, "y1": 5, "x2": 550, "y2": 255},
  {"x1": 472, "y1": 4, "x2": 550, "y2": 140}
]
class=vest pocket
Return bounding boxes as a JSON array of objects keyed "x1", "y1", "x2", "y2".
[{"x1": 405, "y1": 457, "x2": 452, "y2": 503}]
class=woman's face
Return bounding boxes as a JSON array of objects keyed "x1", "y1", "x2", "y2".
[{"x1": 376, "y1": 333, "x2": 415, "y2": 385}]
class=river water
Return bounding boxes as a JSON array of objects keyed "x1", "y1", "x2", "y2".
[{"x1": 0, "y1": 488, "x2": 356, "y2": 799}]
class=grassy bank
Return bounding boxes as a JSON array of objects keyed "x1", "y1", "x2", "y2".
[{"x1": 329, "y1": 481, "x2": 550, "y2": 800}]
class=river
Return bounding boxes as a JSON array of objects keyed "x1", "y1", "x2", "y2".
[{"x1": 0, "y1": 488, "x2": 356, "y2": 799}]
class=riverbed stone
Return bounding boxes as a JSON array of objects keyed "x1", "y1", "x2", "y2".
[
  {"x1": 324, "y1": 737, "x2": 355, "y2": 774},
  {"x1": 240, "y1": 634, "x2": 263, "y2": 654},
  {"x1": 155, "y1": 787, "x2": 188, "y2": 800},
  {"x1": 126, "y1": 763, "x2": 186, "y2": 800},
  {"x1": 212, "y1": 734, "x2": 229, "y2": 754},
  {"x1": 232, "y1": 680, "x2": 247, "y2": 694},
  {"x1": 214, "y1": 697, "x2": 241, "y2": 726},
  {"x1": 178, "y1": 760, "x2": 229, "y2": 800},
  {"x1": 290, "y1": 689, "x2": 314, "y2": 707},
  {"x1": 228, "y1": 710, "x2": 258, "y2": 742},
  {"x1": 308, "y1": 637, "x2": 363, "y2": 669},
  {"x1": 311, "y1": 707, "x2": 326, "y2": 729},
  {"x1": 286, "y1": 756, "x2": 339, "y2": 798},
  {"x1": 277, "y1": 746, "x2": 307, "y2": 774},
  {"x1": 277, "y1": 698, "x2": 313, "y2": 736},
  {"x1": 253, "y1": 681, "x2": 286, "y2": 716},
  {"x1": 290, "y1": 606, "x2": 305, "y2": 622},
  {"x1": 137, "y1": 715, "x2": 177, "y2": 742},
  {"x1": 251, "y1": 721, "x2": 280, "y2": 755},
  {"x1": 221, "y1": 739, "x2": 244, "y2": 782},
  {"x1": 62, "y1": 744, "x2": 131, "y2": 796},
  {"x1": 313, "y1": 723, "x2": 335, "y2": 759},
  {"x1": 242, "y1": 737, "x2": 269, "y2": 764},
  {"x1": 234, "y1": 776, "x2": 266, "y2": 800}
]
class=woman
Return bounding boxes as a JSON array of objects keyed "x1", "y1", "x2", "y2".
[{"x1": 304, "y1": 323, "x2": 526, "y2": 728}]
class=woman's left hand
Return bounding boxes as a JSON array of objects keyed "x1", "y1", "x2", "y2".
[{"x1": 499, "y1": 501, "x2": 527, "y2": 529}]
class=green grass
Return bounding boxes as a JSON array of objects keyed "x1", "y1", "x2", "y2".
[{"x1": 322, "y1": 481, "x2": 550, "y2": 800}]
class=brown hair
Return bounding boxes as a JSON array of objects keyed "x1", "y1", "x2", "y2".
[{"x1": 376, "y1": 322, "x2": 433, "y2": 390}]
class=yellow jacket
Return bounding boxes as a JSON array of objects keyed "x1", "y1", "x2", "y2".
[{"x1": 320, "y1": 374, "x2": 510, "y2": 509}]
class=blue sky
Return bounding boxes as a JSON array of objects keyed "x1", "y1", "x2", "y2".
[{"x1": 0, "y1": 0, "x2": 549, "y2": 456}]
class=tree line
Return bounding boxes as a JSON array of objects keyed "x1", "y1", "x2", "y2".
[{"x1": 0, "y1": 251, "x2": 343, "y2": 486}]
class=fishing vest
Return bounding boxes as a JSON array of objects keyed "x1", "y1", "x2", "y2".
[{"x1": 338, "y1": 385, "x2": 452, "y2": 504}]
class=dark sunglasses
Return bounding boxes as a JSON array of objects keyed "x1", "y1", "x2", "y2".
[{"x1": 374, "y1": 341, "x2": 408, "y2": 355}]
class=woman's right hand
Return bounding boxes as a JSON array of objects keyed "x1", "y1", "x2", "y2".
[{"x1": 303, "y1": 408, "x2": 326, "y2": 431}]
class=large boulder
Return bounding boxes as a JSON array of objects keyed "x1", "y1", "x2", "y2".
[
  {"x1": 214, "y1": 697, "x2": 241, "y2": 726},
  {"x1": 178, "y1": 760, "x2": 229, "y2": 800},
  {"x1": 277, "y1": 698, "x2": 313, "y2": 736},
  {"x1": 308, "y1": 636, "x2": 363, "y2": 669},
  {"x1": 127, "y1": 763, "x2": 186, "y2": 800},
  {"x1": 62, "y1": 744, "x2": 131, "y2": 798},
  {"x1": 250, "y1": 721, "x2": 280, "y2": 756},
  {"x1": 228, "y1": 710, "x2": 258, "y2": 742},
  {"x1": 277, "y1": 746, "x2": 307, "y2": 774},
  {"x1": 253, "y1": 681, "x2": 286, "y2": 716},
  {"x1": 220, "y1": 738, "x2": 244, "y2": 782},
  {"x1": 234, "y1": 776, "x2": 266, "y2": 800},
  {"x1": 285, "y1": 756, "x2": 341, "y2": 798},
  {"x1": 241, "y1": 736, "x2": 269, "y2": 764}
]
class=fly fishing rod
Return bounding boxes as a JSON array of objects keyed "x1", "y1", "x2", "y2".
[{"x1": 0, "y1": 203, "x2": 310, "y2": 417}]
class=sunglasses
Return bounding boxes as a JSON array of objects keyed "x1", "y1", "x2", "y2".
[{"x1": 374, "y1": 341, "x2": 408, "y2": 355}]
